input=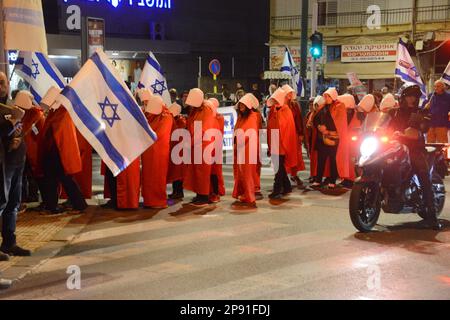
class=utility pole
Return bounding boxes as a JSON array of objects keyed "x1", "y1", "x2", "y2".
[
  {"x1": 311, "y1": 0, "x2": 318, "y2": 98},
  {"x1": 300, "y1": 0, "x2": 309, "y2": 108}
]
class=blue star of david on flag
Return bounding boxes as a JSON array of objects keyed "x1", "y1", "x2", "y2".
[
  {"x1": 150, "y1": 79, "x2": 167, "y2": 96},
  {"x1": 99, "y1": 97, "x2": 121, "y2": 127},
  {"x1": 31, "y1": 59, "x2": 40, "y2": 80}
]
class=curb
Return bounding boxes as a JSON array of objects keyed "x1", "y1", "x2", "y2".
[{"x1": 0, "y1": 211, "x2": 94, "y2": 284}]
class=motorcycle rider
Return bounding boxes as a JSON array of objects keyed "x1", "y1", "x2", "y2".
[
  {"x1": 394, "y1": 112, "x2": 444, "y2": 230},
  {"x1": 389, "y1": 84, "x2": 422, "y2": 132}
]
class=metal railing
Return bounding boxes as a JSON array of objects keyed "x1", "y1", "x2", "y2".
[{"x1": 271, "y1": 5, "x2": 450, "y2": 31}]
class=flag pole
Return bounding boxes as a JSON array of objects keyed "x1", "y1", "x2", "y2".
[{"x1": 0, "y1": 0, "x2": 9, "y2": 78}]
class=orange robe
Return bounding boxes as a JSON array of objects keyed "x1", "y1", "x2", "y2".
[
  {"x1": 330, "y1": 101, "x2": 350, "y2": 179},
  {"x1": 211, "y1": 113, "x2": 225, "y2": 196},
  {"x1": 287, "y1": 101, "x2": 306, "y2": 174},
  {"x1": 347, "y1": 110, "x2": 363, "y2": 181},
  {"x1": 267, "y1": 104, "x2": 298, "y2": 169},
  {"x1": 101, "y1": 159, "x2": 141, "y2": 209},
  {"x1": 37, "y1": 107, "x2": 82, "y2": 177},
  {"x1": 22, "y1": 107, "x2": 45, "y2": 177},
  {"x1": 72, "y1": 130, "x2": 93, "y2": 199},
  {"x1": 233, "y1": 111, "x2": 260, "y2": 203},
  {"x1": 184, "y1": 104, "x2": 216, "y2": 195},
  {"x1": 167, "y1": 115, "x2": 187, "y2": 183},
  {"x1": 141, "y1": 109, "x2": 173, "y2": 207}
]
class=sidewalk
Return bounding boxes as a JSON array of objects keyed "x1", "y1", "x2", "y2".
[{"x1": 0, "y1": 206, "x2": 93, "y2": 282}]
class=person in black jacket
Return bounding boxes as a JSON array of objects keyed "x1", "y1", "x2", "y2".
[{"x1": 0, "y1": 72, "x2": 30, "y2": 262}]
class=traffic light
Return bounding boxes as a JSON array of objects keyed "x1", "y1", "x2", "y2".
[{"x1": 310, "y1": 31, "x2": 323, "y2": 59}]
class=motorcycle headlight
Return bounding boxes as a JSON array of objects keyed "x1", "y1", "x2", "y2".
[{"x1": 360, "y1": 137, "x2": 379, "y2": 158}]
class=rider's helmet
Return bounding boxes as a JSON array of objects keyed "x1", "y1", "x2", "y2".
[{"x1": 399, "y1": 84, "x2": 422, "y2": 101}]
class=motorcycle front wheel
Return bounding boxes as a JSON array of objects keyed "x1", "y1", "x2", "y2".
[{"x1": 349, "y1": 182, "x2": 381, "y2": 232}]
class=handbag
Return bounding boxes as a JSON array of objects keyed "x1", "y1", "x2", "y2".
[{"x1": 322, "y1": 131, "x2": 339, "y2": 147}]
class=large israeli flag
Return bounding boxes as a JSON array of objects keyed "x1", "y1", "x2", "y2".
[
  {"x1": 442, "y1": 60, "x2": 450, "y2": 87},
  {"x1": 138, "y1": 52, "x2": 171, "y2": 106},
  {"x1": 281, "y1": 47, "x2": 304, "y2": 97},
  {"x1": 14, "y1": 51, "x2": 65, "y2": 103},
  {"x1": 57, "y1": 49, "x2": 157, "y2": 176},
  {"x1": 395, "y1": 39, "x2": 427, "y2": 101}
]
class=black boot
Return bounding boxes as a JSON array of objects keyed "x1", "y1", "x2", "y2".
[{"x1": 1, "y1": 245, "x2": 31, "y2": 257}]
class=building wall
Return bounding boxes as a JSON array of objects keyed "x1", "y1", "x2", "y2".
[{"x1": 42, "y1": 0, "x2": 270, "y2": 92}]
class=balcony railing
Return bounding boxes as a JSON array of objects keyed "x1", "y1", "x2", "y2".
[{"x1": 271, "y1": 5, "x2": 450, "y2": 31}]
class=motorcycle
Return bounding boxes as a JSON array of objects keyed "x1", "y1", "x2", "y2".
[{"x1": 349, "y1": 112, "x2": 446, "y2": 232}]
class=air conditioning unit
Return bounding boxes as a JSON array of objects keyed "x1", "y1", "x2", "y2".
[{"x1": 150, "y1": 22, "x2": 165, "y2": 40}]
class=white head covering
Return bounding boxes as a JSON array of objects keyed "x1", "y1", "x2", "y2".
[
  {"x1": 14, "y1": 91, "x2": 33, "y2": 110},
  {"x1": 267, "y1": 88, "x2": 287, "y2": 107},
  {"x1": 338, "y1": 94, "x2": 356, "y2": 109},
  {"x1": 40, "y1": 87, "x2": 61, "y2": 109},
  {"x1": 380, "y1": 93, "x2": 397, "y2": 112},
  {"x1": 186, "y1": 88, "x2": 204, "y2": 108},
  {"x1": 323, "y1": 87, "x2": 338, "y2": 101},
  {"x1": 250, "y1": 95, "x2": 260, "y2": 109},
  {"x1": 282, "y1": 84, "x2": 295, "y2": 95},
  {"x1": 358, "y1": 94, "x2": 376, "y2": 113},
  {"x1": 146, "y1": 95, "x2": 164, "y2": 115},
  {"x1": 139, "y1": 89, "x2": 152, "y2": 103},
  {"x1": 313, "y1": 95, "x2": 326, "y2": 109},
  {"x1": 239, "y1": 93, "x2": 258, "y2": 109},
  {"x1": 168, "y1": 102, "x2": 182, "y2": 117},
  {"x1": 208, "y1": 98, "x2": 220, "y2": 110}
]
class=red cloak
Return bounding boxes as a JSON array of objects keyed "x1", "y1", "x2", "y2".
[
  {"x1": 167, "y1": 115, "x2": 187, "y2": 183},
  {"x1": 22, "y1": 107, "x2": 45, "y2": 177},
  {"x1": 211, "y1": 113, "x2": 225, "y2": 196},
  {"x1": 183, "y1": 104, "x2": 216, "y2": 195},
  {"x1": 232, "y1": 111, "x2": 259, "y2": 203},
  {"x1": 330, "y1": 101, "x2": 350, "y2": 179},
  {"x1": 141, "y1": 109, "x2": 173, "y2": 207},
  {"x1": 267, "y1": 104, "x2": 298, "y2": 169},
  {"x1": 37, "y1": 106, "x2": 82, "y2": 177},
  {"x1": 347, "y1": 111, "x2": 363, "y2": 181},
  {"x1": 287, "y1": 101, "x2": 306, "y2": 174},
  {"x1": 101, "y1": 159, "x2": 141, "y2": 209}
]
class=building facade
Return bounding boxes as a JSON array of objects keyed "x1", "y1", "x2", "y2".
[
  {"x1": 270, "y1": 0, "x2": 450, "y2": 94},
  {"x1": 31, "y1": 0, "x2": 270, "y2": 94}
]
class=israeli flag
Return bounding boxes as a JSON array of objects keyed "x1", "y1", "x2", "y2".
[
  {"x1": 395, "y1": 39, "x2": 427, "y2": 101},
  {"x1": 442, "y1": 60, "x2": 450, "y2": 87},
  {"x1": 57, "y1": 49, "x2": 157, "y2": 176},
  {"x1": 138, "y1": 52, "x2": 171, "y2": 106},
  {"x1": 14, "y1": 51, "x2": 65, "y2": 103},
  {"x1": 281, "y1": 47, "x2": 304, "y2": 97}
]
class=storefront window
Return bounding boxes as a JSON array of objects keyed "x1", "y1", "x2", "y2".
[{"x1": 327, "y1": 46, "x2": 341, "y2": 62}]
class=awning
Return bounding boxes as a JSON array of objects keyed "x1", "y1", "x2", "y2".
[
  {"x1": 324, "y1": 61, "x2": 396, "y2": 79},
  {"x1": 264, "y1": 71, "x2": 291, "y2": 80}
]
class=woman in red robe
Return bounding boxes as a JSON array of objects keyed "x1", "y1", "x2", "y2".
[
  {"x1": 183, "y1": 88, "x2": 216, "y2": 207},
  {"x1": 141, "y1": 95, "x2": 173, "y2": 209},
  {"x1": 21, "y1": 100, "x2": 46, "y2": 203},
  {"x1": 36, "y1": 87, "x2": 87, "y2": 214},
  {"x1": 311, "y1": 88, "x2": 350, "y2": 189},
  {"x1": 282, "y1": 85, "x2": 306, "y2": 189},
  {"x1": 232, "y1": 93, "x2": 260, "y2": 206},
  {"x1": 101, "y1": 88, "x2": 151, "y2": 210},
  {"x1": 267, "y1": 88, "x2": 298, "y2": 199},
  {"x1": 167, "y1": 102, "x2": 187, "y2": 200},
  {"x1": 207, "y1": 98, "x2": 225, "y2": 203}
]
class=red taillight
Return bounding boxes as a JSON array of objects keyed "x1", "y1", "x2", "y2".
[
  {"x1": 351, "y1": 136, "x2": 358, "y2": 142},
  {"x1": 381, "y1": 136, "x2": 389, "y2": 143}
]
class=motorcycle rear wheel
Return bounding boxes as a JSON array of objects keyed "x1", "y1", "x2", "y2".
[{"x1": 349, "y1": 182, "x2": 381, "y2": 232}]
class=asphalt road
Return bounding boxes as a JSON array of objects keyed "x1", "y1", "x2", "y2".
[{"x1": 1, "y1": 162, "x2": 449, "y2": 300}]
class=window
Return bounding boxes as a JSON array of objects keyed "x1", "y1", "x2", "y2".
[
  {"x1": 327, "y1": 46, "x2": 341, "y2": 62},
  {"x1": 318, "y1": 1, "x2": 338, "y2": 26}
]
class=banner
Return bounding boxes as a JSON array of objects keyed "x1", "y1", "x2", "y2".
[
  {"x1": 2, "y1": 0, "x2": 47, "y2": 54},
  {"x1": 217, "y1": 106, "x2": 237, "y2": 151},
  {"x1": 341, "y1": 44, "x2": 397, "y2": 63}
]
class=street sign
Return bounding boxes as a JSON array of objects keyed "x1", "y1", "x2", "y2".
[{"x1": 209, "y1": 59, "x2": 221, "y2": 76}]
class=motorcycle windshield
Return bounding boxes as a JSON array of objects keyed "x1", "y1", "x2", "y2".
[{"x1": 362, "y1": 112, "x2": 392, "y2": 133}]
